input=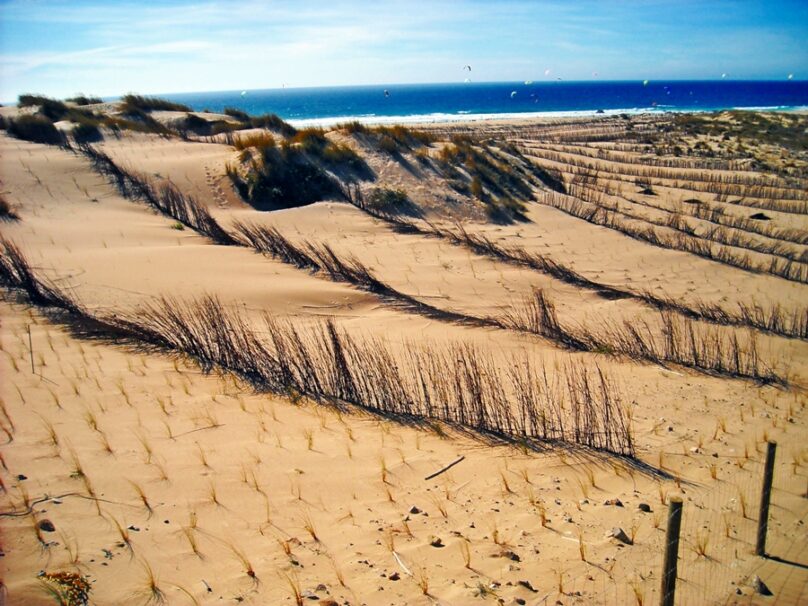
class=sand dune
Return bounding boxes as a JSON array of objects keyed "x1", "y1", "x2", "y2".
[{"x1": 1, "y1": 110, "x2": 806, "y2": 605}]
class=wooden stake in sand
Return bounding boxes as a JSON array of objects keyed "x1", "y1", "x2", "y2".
[
  {"x1": 756, "y1": 440, "x2": 777, "y2": 556},
  {"x1": 660, "y1": 496, "x2": 683, "y2": 606},
  {"x1": 424, "y1": 456, "x2": 465, "y2": 481}
]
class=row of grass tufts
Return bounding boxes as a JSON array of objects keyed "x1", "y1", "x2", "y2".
[
  {"x1": 353, "y1": 203, "x2": 808, "y2": 340},
  {"x1": 539, "y1": 190, "x2": 808, "y2": 284},
  {"x1": 500, "y1": 290, "x2": 783, "y2": 385},
  {"x1": 0, "y1": 236, "x2": 635, "y2": 456},
  {"x1": 74, "y1": 149, "x2": 795, "y2": 382}
]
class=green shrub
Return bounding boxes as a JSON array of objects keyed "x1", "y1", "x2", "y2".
[
  {"x1": 121, "y1": 94, "x2": 192, "y2": 113},
  {"x1": 7, "y1": 115, "x2": 65, "y2": 145},
  {"x1": 339, "y1": 121, "x2": 369, "y2": 134},
  {"x1": 291, "y1": 128, "x2": 329, "y2": 152},
  {"x1": 233, "y1": 131, "x2": 276, "y2": 151},
  {"x1": 320, "y1": 142, "x2": 365, "y2": 171},
  {"x1": 248, "y1": 113, "x2": 297, "y2": 137},
  {"x1": 66, "y1": 95, "x2": 103, "y2": 105},
  {"x1": 37, "y1": 98, "x2": 71, "y2": 121},
  {"x1": 364, "y1": 188, "x2": 410, "y2": 213},
  {"x1": 224, "y1": 107, "x2": 250, "y2": 122},
  {"x1": 177, "y1": 112, "x2": 231, "y2": 135},
  {"x1": 0, "y1": 194, "x2": 17, "y2": 220},
  {"x1": 378, "y1": 135, "x2": 399, "y2": 154},
  {"x1": 228, "y1": 144, "x2": 342, "y2": 209},
  {"x1": 343, "y1": 123, "x2": 435, "y2": 156},
  {"x1": 18, "y1": 94, "x2": 52, "y2": 107},
  {"x1": 72, "y1": 121, "x2": 102, "y2": 143}
]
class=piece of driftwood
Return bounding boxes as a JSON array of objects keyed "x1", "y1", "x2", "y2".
[{"x1": 424, "y1": 455, "x2": 465, "y2": 480}]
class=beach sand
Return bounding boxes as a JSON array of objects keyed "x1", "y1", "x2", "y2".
[{"x1": 1, "y1": 110, "x2": 806, "y2": 605}]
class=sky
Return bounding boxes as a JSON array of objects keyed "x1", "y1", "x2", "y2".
[{"x1": 1, "y1": 0, "x2": 806, "y2": 102}]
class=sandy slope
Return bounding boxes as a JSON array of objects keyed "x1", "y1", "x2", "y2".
[{"x1": 1, "y1": 114, "x2": 807, "y2": 605}]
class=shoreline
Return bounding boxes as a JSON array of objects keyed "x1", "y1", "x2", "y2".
[{"x1": 286, "y1": 104, "x2": 808, "y2": 128}]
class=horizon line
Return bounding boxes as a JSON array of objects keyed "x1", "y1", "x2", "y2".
[{"x1": 5, "y1": 77, "x2": 804, "y2": 105}]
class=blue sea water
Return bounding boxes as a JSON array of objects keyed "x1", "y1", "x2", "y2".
[{"x1": 162, "y1": 80, "x2": 808, "y2": 126}]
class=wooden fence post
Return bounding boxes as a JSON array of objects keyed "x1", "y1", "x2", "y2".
[
  {"x1": 756, "y1": 440, "x2": 777, "y2": 556},
  {"x1": 660, "y1": 496, "x2": 683, "y2": 606}
]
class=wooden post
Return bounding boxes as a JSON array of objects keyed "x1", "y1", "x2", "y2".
[
  {"x1": 660, "y1": 496, "x2": 683, "y2": 606},
  {"x1": 756, "y1": 440, "x2": 777, "y2": 556}
]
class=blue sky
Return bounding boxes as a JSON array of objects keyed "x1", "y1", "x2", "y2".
[{"x1": 1, "y1": 0, "x2": 806, "y2": 101}]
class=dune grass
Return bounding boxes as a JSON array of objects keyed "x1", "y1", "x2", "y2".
[
  {"x1": 225, "y1": 130, "x2": 368, "y2": 210},
  {"x1": 68, "y1": 148, "x2": 793, "y2": 384},
  {"x1": 538, "y1": 190, "x2": 808, "y2": 284},
  {"x1": 120, "y1": 94, "x2": 191, "y2": 113},
  {"x1": 65, "y1": 94, "x2": 104, "y2": 106},
  {"x1": 0, "y1": 238, "x2": 634, "y2": 456},
  {"x1": 0, "y1": 194, "x2": 18, "y2": 221},
  {"x1": 6, "y1": 114, "x2": 66, "y2": 146},
  {"x1": 500, "y1": 289, "x2": 783, "y2": 385}
]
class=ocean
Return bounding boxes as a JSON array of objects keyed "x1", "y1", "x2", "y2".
[{"x1": 162, "y1": 80, "x2": 808, "y2": 127}]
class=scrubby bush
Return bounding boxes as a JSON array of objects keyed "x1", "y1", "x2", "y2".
[
  {"x1": 114, "y1": 106, "x2": 173, "y2": 135},
  {"x1": 227, "y1": 143, "x2": 343, "y2": 210},
  {"x1": 378, "y1": 135, "x2": 400, "y2": 154},
  {"x1": 66, "y1": 94, "x2": 103, "y2": 105},
  {"x1": 233, "y1": 131, "x2": 276, "y2": 151},
  {"x1": 176, "y1": 112, "x2": 232, "y2": 136},
  {"x1": 224, "y1": 107, "x2": 250, "y2": 122},
  {"x1": 72, "y1": 121, "x2": 102, "y2": 143},
  {"x1": 7, "y1": 114, "x2": 65, "y2": 145},
  {"x1": 121, "y1": 94, "x2": 192, "y2": 113},
  {"x1": 248, "y1": 113, "x2": 297, "y2": 137},
  {"x1": 207, "y1": 109, "x2": 297, "y2": 137},
  {"x1": 18, "y1": 94, "x2": 52, "y2": 107},
  {"x1": 36, "y1": 98, "x2": 72, "y2": 121},
  {"x1": 341, "y1": 122, "x2": 434, "y2": 156},
  {"x1": 364, "y1": 188, "x2": 411, "y2": 213},
  {"x1": 339, "y1": 121, "x2": 369, "y2": 134},
  {"x1": 0, "y1": 194, "x2": 17, "y2": 220}
]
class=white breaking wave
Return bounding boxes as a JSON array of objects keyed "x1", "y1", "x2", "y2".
[{"x1": 286, "y1": 105, "x2": 807, "y2": 128}]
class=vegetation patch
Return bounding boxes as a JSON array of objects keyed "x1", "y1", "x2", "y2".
[
  {"x1": 13, "y1": 92, "x2": 175, "y2": 138},
  {"x1": 72, "y1": 121, "x2": 103, "y2": 143},
  {"x1": 218, "y1": 110, "x2": 298, "y2": 137},
  {"x1": 227, "y1": 143, "x2": 345, "y2": 210},
  {"x1": 66, "y1": 94, "x2": 103, "y2": 106},
  {"x1": 354, "y1": 187, "x2": 421, "y2": 216},
  {"x1": 226, "y1": 128, "x2": 370, "y2": 210},
  {"x1": 0, "y1": 194, "x2": 18, "y2": 221},
  {"x1": 433, "y1": 136, "x2": 561, "y2": 222},
  {"x1": 340, "y1": 122, "x2": 436, "y2": 156},
  {"x1": 6, "y1": 114, "x2": 65, "y2": 145},
  {"x1": 120, "y1": 94, "x2": 192, "y2": 113}
]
